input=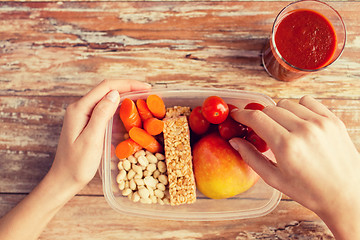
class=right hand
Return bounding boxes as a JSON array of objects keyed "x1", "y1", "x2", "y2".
[{"x1": 229, "y1": 96, "x2": 360, "y2": 240}]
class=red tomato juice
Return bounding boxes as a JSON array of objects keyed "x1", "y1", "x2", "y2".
[{"x1": 275, "y1": 9, "x2": 337, "y2": 70}]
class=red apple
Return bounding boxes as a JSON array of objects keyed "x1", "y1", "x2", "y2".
[{"x1": 193, "y1": 133, "x2": 259, "y2": 199}]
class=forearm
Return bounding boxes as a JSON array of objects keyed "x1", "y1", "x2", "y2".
[{"x1": 0, "y1": 168, "x2": 81, "y2": 240}]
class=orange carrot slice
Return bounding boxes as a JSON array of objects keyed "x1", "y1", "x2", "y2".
[
  {"x1": 146, "y1": 94, "x2": 166, "y2": 119},
  {"x1": 129, "y1": 127, "x2": 163, "y2": 153},
  {"x1": 119, "y1": 98, "x2": 142, "y2": 132},
  {"x1": 115, "y1": 139, "x2": 142, "y2": 159},
  {"x1": 136, "y1": 99, "x2": 153, "y2": 121},
  {"x1": 144, "y1": 117, "x2": 164, "y2": 136}
]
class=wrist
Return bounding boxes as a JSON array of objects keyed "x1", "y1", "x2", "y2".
[
  {"x1": 317, "y1": 192, "x2": 360, "y2": 240},
  {"x1": 43, "y1": 167, "x2": 84, "y2": 206}
]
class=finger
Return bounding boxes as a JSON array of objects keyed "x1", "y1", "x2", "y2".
[
  {"x1": 78, "y1": 80, "x2": 151, "y2": 117},
  {"x1": 64, "y1": 80, "x2": 150, "y2": 141},
  {"x1": 231, "y1": 109, "x2": 289, "y2": 149},
  {"x1": 276, "y1": 98, "x2": 316, "y2": 121},
  {"x1": 299, "y1": 95, "x2": 335, "y2": 118},
  {"x1": 262, "y1": 105, "x2": 305, "y2": 132},
  {"x1": 77, "y1": 90, "x2": 120, "y2": 144},
  {"x1": 229, "y1": 138, "x2": 281, "y2": 189}
]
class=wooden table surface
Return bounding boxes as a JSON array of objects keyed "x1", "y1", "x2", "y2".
[{"x1": 1, "y1": 1, "x2": 359, "y2": 239}]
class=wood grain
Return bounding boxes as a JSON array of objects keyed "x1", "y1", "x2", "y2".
[
  {"x1": 0, "y1": 194, "x2": 333, "y2": 240},
  {"x1": 0, "y1": 1, "x2": 359, "y2": 239},
  {"x1": 0, "y1": 2, "x2": 359, "y2": 99}
]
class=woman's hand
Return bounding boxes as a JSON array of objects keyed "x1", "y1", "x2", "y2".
[
  {"x1": 230, "y1": 96, "x2": 360, "y2": 240},
  {"x1": 0, "y1": 80, "x2": 151, "y2": 240},
  {"x1": 50, "y1": 79, "x2": 151, "y2": 192}
]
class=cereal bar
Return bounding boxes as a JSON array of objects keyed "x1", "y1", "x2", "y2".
[
  {"x1": 162, "y1": 115, "x2": 196, "y2": 205},
  {"x1": 165, "y1": 106, "x2": 191, "y2": 118}
]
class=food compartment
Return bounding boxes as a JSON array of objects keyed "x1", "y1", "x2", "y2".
[{"x1": 102, "y1": 87, "x2": 282, "y2": 221}]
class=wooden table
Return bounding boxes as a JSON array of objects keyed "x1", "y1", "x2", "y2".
[{"x1": 1, "y1": 1, "x2": 359, "y2": 239}]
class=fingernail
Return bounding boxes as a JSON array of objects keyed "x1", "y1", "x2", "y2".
[
  {"x1": 229, "y1": 139, "x2": 240, "y2": 151},
  {"x1": 106, "y1": 90, "x2": 120, "y2": 103},
  {"x1": 144, "y1": 82, "x2": 152, "y2": 88},
  {"x1": 231, "y1": 108, "x2": 239, "y2": 113}
]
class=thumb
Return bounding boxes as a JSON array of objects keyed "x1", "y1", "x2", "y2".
[
  {"x1": 81, "y1": 90, "x2": 120, "y2": 141},
  {"x1": 229, "y1": 137, "x2": 280, "y2": 188}
]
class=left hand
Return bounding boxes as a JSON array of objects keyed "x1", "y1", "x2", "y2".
[{"x1": 50, "y1": 80, "x2": 151, "y2": 192}]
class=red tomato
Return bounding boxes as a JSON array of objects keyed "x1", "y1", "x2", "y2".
[
  {"x1": 245, "y1": 131, "x2": 269, "y2": 153},
  {"x1": 218, "y1": 117, "x2": 247, "y2": 140},
  {"x1": 244, "y1": 102, "x2": 265, "y2": 111},
  {"x1": 202, "y1": 96, "x2": 229, "y2": 124},
  {"x1": 189, "y1": 106, "x2": 210, "y2": 135}
]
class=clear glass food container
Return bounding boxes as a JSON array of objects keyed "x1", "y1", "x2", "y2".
[{"x1": 101, "y1": 87, "x2": 282, "y2": 221}]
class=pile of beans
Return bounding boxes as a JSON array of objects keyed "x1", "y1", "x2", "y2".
[{"x1": 116, "y1": 149, "x2": 170, "y2": 205}]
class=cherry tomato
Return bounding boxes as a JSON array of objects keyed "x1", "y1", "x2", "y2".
[
  {"x1": 245, "y1": 131, "x2": 269, "y2": 153},
  {"x1": 218, "y1": 117, "x2": 247, "y2": 140},
  {"x1": 202, "y1": 96, "x2": 229, "y2": 124},
  {"x1": 244, "y1": 102, "x2": 265, "y2": 111},
  {"x1": 189, "y1": 106, "x2": 210, "y2": 135}
]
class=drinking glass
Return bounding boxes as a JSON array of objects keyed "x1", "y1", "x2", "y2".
[{"x1": 262, "y1": 0, "x2": 346, "y2": 82}]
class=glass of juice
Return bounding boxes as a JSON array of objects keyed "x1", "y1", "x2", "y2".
[{"x1": 262, "y1": 0, "x2": 346, "y2": 82}]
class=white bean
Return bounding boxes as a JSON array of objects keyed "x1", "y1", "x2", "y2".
[
  {"x1": 157, "y1": 161, "x2": 167, "y2": 173},
  {"x1": 144, "y1": 176, "x2": 157, "y2": 189},
  {"x1": 138, "y1": 188, "x2": 150, "y2": 199},
  {"x1": 150, "y1": 195, "x2": 157, "y2": 204},
  {"x1": 158, "y1": 174, "x2": 168, "y2": 185},
  {"x1": 123, "y1": 159, "x2": 131, "y2": 171},
  {"x1": 134, "y1": 150, "x2": 145, "y2": 158},
  {"x1": 155, "y1": 153, "x2": 165, "y2": 161},
  {"x1": 118, "y1": 181, "x2": 125, "y2": 190},
  {"x1": 131, "y1": 192, "x2": 140, "y2": 202},
  {"x1": 127, "y1": 169, "x2": 136, "y2": 180},
  {"x1": 134, "y1": 172, "x2": 143, "y2": 179},
  {"x1": 163, "y1": 197, "x2": 170, "y2": 205},
  {"x1": 147, "y1": 186, "x2": 154, "y2": 197},
  {"x1": 128, "y1": 155, "x2": 137, "y2": 164},
  {"x1": 132, "y1": 164, "x2": 142, "y2": 175},
  {"x1": 117, "y1": 161, "x2": 123, "y2": 170},
  {"x1": 122, "y1": 188, "x2": 132, "y2": 196},
  {"x1": 144, "y1": 170, "x2": 152, "y2": 177},
  {"x1": 154, "y1": 189, "x2": 164, "y2": 199},
  {"x1": 146, "y1": 153, "x2": 158, "y2": 164},
  {"x1": 116, "y1": 170, "x2": 127, "y2": 183},
  {"x1": 153, "y1": 170, "x2": 161, "y2": 179},
  {"x1": 129, "y1": 179, "x2": 137, "y2": 190},
  {"x1": 134, "y1": 178, "x2": 144, "y2": 186},
  {"x1": 146, "y1": 163, "x2": 156, "y2": 173},
  {"x1": 158, "y1": 198, "x2": 164, "y2": 205},
  {"x1": 127, "y1": 191, "x2": 133, "y2": 200},
  {"x1": 156, "y1": 183, "x2": 166, "y2": 191},
  {"x1": 138, "y1": 155, "x2": 149, "y2": 167},
  {"x1": 140, "y1": 197, "x2": 152, "y2": 204}
]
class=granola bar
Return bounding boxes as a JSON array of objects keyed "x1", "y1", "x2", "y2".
[{"x1": 162, "y1": 115, "x2": 196, "y2": 205}]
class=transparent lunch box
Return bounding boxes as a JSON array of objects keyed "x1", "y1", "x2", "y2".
[{"x1": 101, "y1": 87, "x2": 282, "y2": 221}]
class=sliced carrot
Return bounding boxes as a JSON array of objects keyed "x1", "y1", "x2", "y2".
[
  {"x1": 144, "y1": 117, "x2": 164, "y2": 136},
  {"x1": 129, "y1": 127, "x2": 163, "y2": 153},
  {"x1": 136, "y1": 99, "x2": 153, "y2": 121},
  {"x1": 115, "y1": 139, "x2": 142, "y2": 159},
  {"x1": 146, "y1": 94, "x2": 166, "y2": 119},
  {"x1": 119, "y1": 98, "x2": 142, "y2": 132}
]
